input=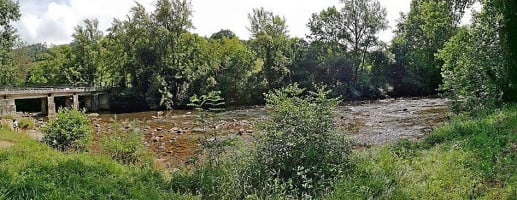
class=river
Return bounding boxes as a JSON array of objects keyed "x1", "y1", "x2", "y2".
[{"x1": 91, "y1": 97, "x2": 448, "y2": 170}]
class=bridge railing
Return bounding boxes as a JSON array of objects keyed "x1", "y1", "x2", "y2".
[{"x1": 0, "y1": 87, "x2": 103, "y2": 95}]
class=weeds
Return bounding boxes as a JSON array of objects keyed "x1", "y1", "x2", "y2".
[{"x1": 99, "y1": 121, "x2": 154, "y2": 167}]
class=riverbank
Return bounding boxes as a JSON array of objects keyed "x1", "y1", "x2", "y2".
[
  {"x1": 0, "y1": 127, "x2": 195, "y2": 199},
  {"x1": 1, "y1": 104, "x2": 516, "y2": 199},
  {"x1": 330, "y1": 105, "x2": 517, "y2": 199}
]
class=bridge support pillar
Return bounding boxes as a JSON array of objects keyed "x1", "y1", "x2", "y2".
[
  {"x1": 47, "y1": 96, "x2": 56, "y2": 117},
  {"x1": 65, "y1": 96, "x2": 73, "y2": 108},
  {"x1": 85, "y1": 94, "x2": 99, "y2": 112},
  {"x1": 73, "y1": 95, "x2": 79, "y2": 109},
  {"x1": 99, "y1": 94, "x2": 110, "y2": 110},
  {"x1": 41, "y1": 97, "x2": 47, "y2": 115},
  {"x1": 0, "y1": 99, "x2": 16, "y2": 117}
]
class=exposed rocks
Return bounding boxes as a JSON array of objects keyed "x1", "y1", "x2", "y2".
[
  {"x1": 92, "y1": 98, "x2": 447, "y2": 170},
  {"x1": 191, "y1": 128, "x2": 205, "y2": 133}
]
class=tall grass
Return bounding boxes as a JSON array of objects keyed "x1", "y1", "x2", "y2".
[
  {"x1": 330, "y1": 105, "x2": 517, "y2": 199},
  {"x1": 0, "y1": 129, "x2": 194, "y2": 199}
]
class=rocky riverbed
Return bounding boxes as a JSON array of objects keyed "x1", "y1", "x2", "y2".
[
  {"x1": 91, "y1": 97, "x2": 448, "y2": 170},
  {"x1": 12, "y1": 97, "x2": 448, "y2": 170}
]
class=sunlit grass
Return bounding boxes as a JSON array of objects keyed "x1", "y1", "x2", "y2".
[
  {"x1": 0, "y1": 128, "x2": 195, "y2": 200},
  {"x1": 330, "y1": 105, "x2": 517, "y2": 199}
]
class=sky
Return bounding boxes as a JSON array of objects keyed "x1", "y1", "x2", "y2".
[{"x1": 14, "y1": 0, "x2": 462, "y2": 46}]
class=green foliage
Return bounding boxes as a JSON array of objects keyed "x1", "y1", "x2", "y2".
[
  {"x1": 209, "y1": 37, "x2": 260, "y2": 105},
  {"x1": 209, "y1": 29, "x2": 237, "y2": 40},
  {"x1": 248, "y1": 7, "x2": 291, "y2": 91},
  {"x1": 172, "y1": 85, "x2": 353, "y2": 199},
  {"x1": 170, "y1": 153, "x2": 245, "y2": 199},
  {"x1": 308, "y1": 0, "x2": 388, "y2": 71},
  {"x1": 253, "y1": 84, "x2": 351, "y2": 198},
  {"x1": 492, "y1": 0, "x2": 517, "y2": 103},
  {"x1": 71, "y1": 19, "x2": 108, "y2": 87},
  {"x1": 188, "y1": 91, "x2": 224, "y2": 111},
  {"x1": 0, "y1": 0, "x2": 20, "y2": 86},
  {"x1": 27, "y1": 45, "x2": 75, "y2": 85},
  {"x1": 187, "y1": 91, "x2": 233, "y2": 168},
  {"x1": 170, "y1": 91, "x2": 243, "y2": 199},
  {"x1": 303, "y1": 0, "x2": 389, "y2": 99},
  {"x1": 42, "y1": 108, "x2": 92, "y2": 151},
  {"x1": 99, "y1": 121, "x2": 153, "y2": 167},
  {"x1": 438, "y1": 2, "x2": 508, "y2": 112},
  {"x1": 17, "y1": 118, "x2": 35, "y2": 130},
  {"x1": 391, "y1": 0, "x2": 472, "y2": 96},
  {"x1": 0, "y1": 129, "x2": 194, "y2": 199}
]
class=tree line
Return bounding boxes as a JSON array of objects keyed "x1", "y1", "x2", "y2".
[{"x1": 1, "y1": 0, "x2": 516, "y2": 110}]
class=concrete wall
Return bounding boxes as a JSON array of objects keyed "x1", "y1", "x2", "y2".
[{"x1": 0, "y1": 99, "x2": 16, "y2": 117}]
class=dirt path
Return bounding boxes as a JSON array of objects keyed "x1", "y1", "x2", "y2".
[{"x1": 337, "y1": 98, "x2": 448, "y2": 145}]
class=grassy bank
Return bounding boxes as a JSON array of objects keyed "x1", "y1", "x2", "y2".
[
  {"x1": 0, "y1": 128, "x2": 194, "y2": 199},
  {"x1": 1, "y1": 105, "x2": 516, "y2": 199},
  {"x1": 330, "y1": 105, "x2": 517, "y2": 199}
]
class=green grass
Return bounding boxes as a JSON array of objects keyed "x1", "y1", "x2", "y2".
[
  {"x1": 329, "y1": 105, "x2": 517, "y2": 199},
  {"x1": 1, "y1": 105, "x2": 517, "y2": 199},
  {"x1": 0, "y1": 129, "x2": 196, "y2": 200}
]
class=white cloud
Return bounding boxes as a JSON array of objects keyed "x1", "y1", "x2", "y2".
[
  {"x1": 15, "y1": 0, "x2": 155, "y2": 45},
  {"x1": 17, "y1": 2, "x2": 79, "y2": 44},
  {"x1": 15, "y1": 0, "x2": 416, "y2": 45}
]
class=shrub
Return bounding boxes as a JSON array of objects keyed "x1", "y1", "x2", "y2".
[
  {"x1": 42, "y1": 108, "x2": 92, "y2": 151},
  {"x1": 252, "y1": 84, "x2": 352, "y2": 198},
  {"x1": 100, "y1": 121, "x2": 153, "y2": 167},
  {"x1": 18, "y1": 118, "x2": 35, "y2": 130}
]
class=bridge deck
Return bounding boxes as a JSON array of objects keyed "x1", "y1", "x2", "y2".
[{"x1": 1, "y1": 87, "x2": 103, "y2": 98}]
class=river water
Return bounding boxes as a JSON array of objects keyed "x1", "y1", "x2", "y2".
[{"x1": 91, "y1": 97, "x2": 448, "y2": 170}]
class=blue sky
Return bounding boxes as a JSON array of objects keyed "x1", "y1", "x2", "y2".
[{"x1": 14, "y1": 0, "x2": 423, "y2": 45}]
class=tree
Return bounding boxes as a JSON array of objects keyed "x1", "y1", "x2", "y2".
[
  {"x1": 393, "y1": 1, "x2": 451, "y2": 95},
  {"x1": 106, "y1": 2, "x2": 154, "y2": 91},
  {"x1": 247, "y1": 7, "x2": 291, "y2": 91},
  {"x1": 209, "y1": 37, "x2": 260, "y2": 105},
  {"x1": 28, "y1": 45, "x2": 75, "y2": 85},
  {"x1": 391, "y1": 0, "x2": 474, "y2": 96},
  {"x1": 71, "y1": 19, "x2": 105, "y2": 86},
  {"x1": 308, "y1": 0, "x2": 388, "y2": 81},
  {"x1": 209, "y1": 29, "x2": 237, "y2": 40},
  {"x1": 492, "y1": 0, "x2": 517, "y2": 102},
  {"x1": 438, "y1": 0, "x2": 515, "y2": 111},
  {"x1": 107, "y1": 0, "x2": 215, "y2": 108},
  {"x1": 302, "y1": 0, "x2": 387, "y2": 99},
  {"x1": 0, "y1": 0, "x2": 20, "y2": 86}
]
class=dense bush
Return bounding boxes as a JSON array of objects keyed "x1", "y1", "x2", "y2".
[
  {"x1": 252, "y1": 84, "x2": 351, "y2": 198},
  {"x1": 42, "y1": 108, "x2": 92, "y2": 151}
]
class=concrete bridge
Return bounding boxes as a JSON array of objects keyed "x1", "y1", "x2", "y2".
[{"x1": 0, "y1": 87, "x2": 109, "y2": 117}]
